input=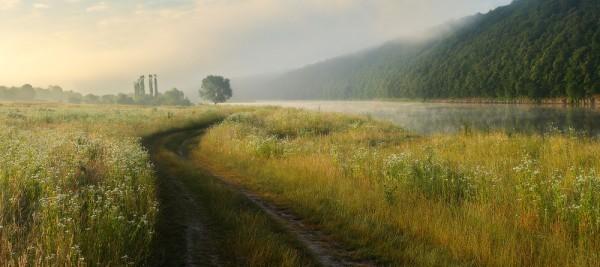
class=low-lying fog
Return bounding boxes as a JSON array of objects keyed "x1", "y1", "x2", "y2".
[{"x1": 230, "y1": 101, "x2": 600, "y2": 136}]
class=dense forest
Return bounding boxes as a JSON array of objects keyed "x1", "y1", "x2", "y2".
[
  {"x1": 0, "y1": 84, "x2": 192, "y2": 106},
  {"x1": 234, "y1": 0, "x2": 600, "y2": 101}
]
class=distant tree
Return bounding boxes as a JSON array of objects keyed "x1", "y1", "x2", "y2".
[
  {"x1": 116, "y1": 93, "x2": 134, "y2": 105},
  {"x1": 199, "y1": 75, "x2": 232, "y2": 104},
  {"x1": 101, "y1": 95, "x2": 117, "y2": 104},
  {"x1": 47, "y1": 86, "x2": 63, "y2": 101},
  {"x1": 67, "y1": 95, "x2": 82, "y2": 104},
  {"x1": 83, "y1": 94, "x2": 101, "y2": 104},
  {"x1": 0, "y1": 86, "x2": 6, "y2": 99},
  {"x1": 160, "y1": 88, "x2": 191, "y2": 106},
  {"x1": 134, "y1": 94, "x2": 154, "y2": 106},
  {"x1": 17, "y1": 84, "x2": 36, "y2": 100}
]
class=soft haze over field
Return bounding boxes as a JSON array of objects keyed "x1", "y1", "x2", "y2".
[{"x1": 0, "y1": 0, "x2": 510, "y2": 98}]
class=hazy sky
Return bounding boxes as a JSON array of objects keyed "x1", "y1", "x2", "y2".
[{"x1": 0, "y1": 0, "x2": 512, "y2": 97}]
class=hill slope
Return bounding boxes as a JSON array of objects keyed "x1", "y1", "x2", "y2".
[{"x1": 233, "y1": 0, "x2": 600, "y2": 101}]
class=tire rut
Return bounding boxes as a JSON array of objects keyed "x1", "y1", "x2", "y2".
[
  {"x1": 174, "y1": 129, "x2": 376, "y2": 267},
  {"x1": 148, "y1": 131, "x2": 223, "y2": 267},
  {"x1": 225, "y1": 182, "x2": 373, "y2": 267},
  {"x1": 171, "y1": 174, "x2": 221, "y2": 267}
]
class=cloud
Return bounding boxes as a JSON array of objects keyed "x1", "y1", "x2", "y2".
[
  {"x1": 33, "y1": 3, "x2": 49, "y2": 9},
  {"x1": 86, "y1": 1, "x2": 107, "y2": 12},
  {"x1": 0, "y1": 0, "x2": 512, "y2": 96},
  {"x1": 0, "y1": 0, "x2": 19, "y2": 10}
]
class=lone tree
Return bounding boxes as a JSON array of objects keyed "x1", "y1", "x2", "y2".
[{"x1": 199, "y1": 75, "x2": 232, "y2": 104}]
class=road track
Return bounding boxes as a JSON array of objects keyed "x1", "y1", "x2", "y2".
[{"x1": 147, "y1": 125, "x2": 375, "y2": 267}]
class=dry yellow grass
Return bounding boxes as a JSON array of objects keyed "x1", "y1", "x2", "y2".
[{"x1": 199, "y1": 107, "x2": 600, "y2": 266}]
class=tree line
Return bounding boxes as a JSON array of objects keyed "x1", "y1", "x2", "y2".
[{"x1": 0, "y1": 84, "x2": 192, "y2": 106}]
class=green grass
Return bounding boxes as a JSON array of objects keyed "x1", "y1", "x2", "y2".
[
  {"x1": 0, "y1": 103, "x2": 235, "y2": 266},
  {"x1": 199, "y1": 107, "x2": 600, "y2": 266}
]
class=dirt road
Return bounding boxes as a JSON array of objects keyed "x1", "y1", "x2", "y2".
[{"x1": 146, "y1": 124, "x2": 375, "y2": 267}]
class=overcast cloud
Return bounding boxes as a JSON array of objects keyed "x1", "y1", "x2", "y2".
[{"x1": 0, "y1": 0, "x2": 512, "y2": 97}]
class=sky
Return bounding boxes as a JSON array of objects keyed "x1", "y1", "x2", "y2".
[{"x1": 0, "y1": 0, "x2": 512, "y2": 98}]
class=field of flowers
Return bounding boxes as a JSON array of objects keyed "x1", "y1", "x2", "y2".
[
  {"x1": 199, "y1": 107, "x2": 600, "y2": 266},
  {"x1": 0, "y1": 103, "x2": 230, "y2": 266}
]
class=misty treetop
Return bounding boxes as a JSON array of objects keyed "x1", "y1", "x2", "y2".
[
  {"x1": 234, "y1": 0, "x2": 600, "y2": 102},
  {"x1": 0, "y1": 84, "x2": 82, "y2": 103},
  {"x1": 200, "y1": 75, "x2": 232, "y2": 104},
  {"x1": 160, "y1": 88, "x2": 192, "y2": 106}
]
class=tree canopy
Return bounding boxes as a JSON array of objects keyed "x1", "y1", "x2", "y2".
[{"x1": 200, "y1": 75, "x2": 232, "y2": 104}]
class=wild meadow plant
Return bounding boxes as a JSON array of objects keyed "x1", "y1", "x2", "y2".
[
  {"x1": 200, "y1": 108, "x2": 600, "y2": 266},
  {"x1": 382, "y1": 151, "x2": 475, "y2": 204},
  {"x1": 0, "y1": 103, "x2": 233, "y2": 266},
  {"x1": 0, "y1": 127, "x2": 155, "y2": 266}
]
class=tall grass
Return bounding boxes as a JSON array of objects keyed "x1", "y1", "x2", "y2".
[
  {"x1": 0, "y1": 103, "x2": 233, "y2": 266},
  {"x1": 0, "y1": 129, "x2": 155, "y2": 266},
  {"x1": 199, "y1": 107, "x2": 600, "y2": 266},
  {"x1": 152, "y1": 132, "x2": 318, "y2": 266}
]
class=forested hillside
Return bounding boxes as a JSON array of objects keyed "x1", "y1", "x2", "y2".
[{"x1": 234, "y1": 0, "x2": 600, "y2": 101}]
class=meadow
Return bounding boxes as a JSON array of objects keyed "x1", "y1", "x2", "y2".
[
  {"x1": 198, "y1": 107, "x2": 600, "y2": 266},
  {"x1": 0, "y1": 103, "x2": 230, "y2": 266},
  {"x1": 3, "y1": 102, "x2": 600, "y2": 266}
]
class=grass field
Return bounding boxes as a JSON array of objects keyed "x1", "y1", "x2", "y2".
[
  {"x1": 198, "y1": 107, "x2": 600, "y2": 266},
  {"x1": 0, "y1": 103, "x2": 231, "y2": 266},
  {"x1": 3, "y1": 102, "x2": 600, "y2": 266}
]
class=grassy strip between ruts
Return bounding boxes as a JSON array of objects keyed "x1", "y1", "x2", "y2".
[{"x1": 197, "y1": 107, "x2": 600, "y2": 266}]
